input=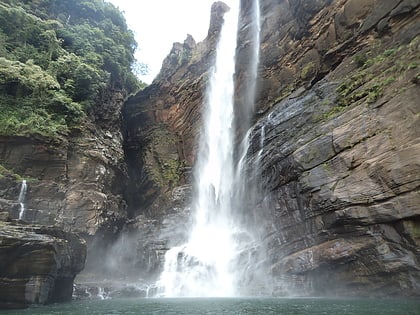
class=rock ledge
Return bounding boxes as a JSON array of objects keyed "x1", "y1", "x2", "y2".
[{"x1": 0, "y1": 221, "x2": 86, "y2": 309}]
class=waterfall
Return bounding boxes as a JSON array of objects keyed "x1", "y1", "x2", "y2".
[
  {"x1": 235, "y1": 0, "x2": 261, "y2": 198},
  {"x1": 18, "y1": 179, "x2": 27, "y2": 220},
  {"x1": 158, "y1": 0, "x2": 261, "y2": 297},
  {"x1": 244, "y1": 0, "x2": 260, "y2": 118}
]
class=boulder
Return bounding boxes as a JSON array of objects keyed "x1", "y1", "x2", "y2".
[{"x1": 0, "y1": 222, "x2": 86, "y2": 309}]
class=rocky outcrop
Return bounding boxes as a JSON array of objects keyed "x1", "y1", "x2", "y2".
[
  {"x1": 0, "y1": 221, "x2": 86, "y2": 308},
  {"x1": 242, "y1": 0, "x2": 420, "y2": 296},
  {"x1": 124, "y1": 0, "x2": 420, "y2": 297},
  {"x1": 0, "y1": 90, "x2": 128, "y2": 235},
  {"x1": 0, "y1": 87, "x2": 128, "y2": 307},
  {"x1": 122, "y1": 2, "x2": 230, "y2": 218},
  {"x1": 78, "y1": 184, "x2": 192, "y2": 287},
  {"x1": 1, "y1": 0, "x2": 417, "y2": 301}
]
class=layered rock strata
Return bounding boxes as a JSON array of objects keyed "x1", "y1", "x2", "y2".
[
  {"x1": 0, "y1": 0, "x2": 418, "y2": 300},
  {"x1": 0, "y1": 90, "x2": 128, "y2": 235},
  {"x1": 0, "y1": 82, "x2": 128, "y2": 307},
  {"x1": 243, "y1": 0, "x2": 420, "y2": 296},
  {"x1": 0, "y1": 221, "x2": 86, "y2": 308},
  {"x1": 124, "y1": 0, "x2": 420, "y2": 296},
  {"x1": 122, "y1": 2, "x2": 231, "y2": 218}
]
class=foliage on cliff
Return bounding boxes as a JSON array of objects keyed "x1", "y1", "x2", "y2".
[{"x1": 0, "y1": 0, "x2": 145, "y2": 138}]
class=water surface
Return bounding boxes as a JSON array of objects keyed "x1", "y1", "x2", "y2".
[{"x1": 2, "y1": 298, "x2": 420, "y2": 315}]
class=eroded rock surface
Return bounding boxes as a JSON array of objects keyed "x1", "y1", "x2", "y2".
[
  {"x1": 0, "y1": 91, "x2": 128, "y2": 235},
  {"x1": 125, "y1": 0, "x2": 420, "y2": 296},
  {"x1": 0, "y1": 0, "x2": 418, "y2": 300},
  {"x1": 122, "y1": 2, "x2": 230, "y2": 218},
  {"x1": 0, "y1": 79, "x2": 128, "y2": 308},
  {"x1": 242, "y1": 0, "x2": 420, "y2": 296},
  {"x1": 0, "y1": 221, "x2": 86, "y2": 308}
]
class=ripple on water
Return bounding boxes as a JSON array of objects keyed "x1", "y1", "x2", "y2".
[{"x1": 2, "y1": 297, "x2": 420, "y2": 315}]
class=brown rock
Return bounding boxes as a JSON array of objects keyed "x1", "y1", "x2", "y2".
[
  {"x1": 126, "y1": 0, "x2": 420, "y2": 297},
  {"x1": 0, "y1": 97, "x2": 128, "y2": 235}
]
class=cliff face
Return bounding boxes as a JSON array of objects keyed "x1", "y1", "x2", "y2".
[
  {"x1": 125, "y1": 0, "x2": 420, "y2": 296},
  {"x1": 245, "y1": 0, "x2": 420, "y2": 296},
  {"x1": 0, "y1": 87, "x2": 128, "y2": 306},
  {"x1": 1, "y1": 0, "x2": 417, "y2": 300},
  {"x1": 0, "y1": 88, "x2": 126, "y2": 307},
  {"x1": 0, "y1": 0, "x2": 138, "y2": 307},
  {"x1": 225, "y1": 0, "x2": 420, "y2": 296},
  {"x1": 0, "y1": 89, "x2": 128, "y2": 236},
  {"x1": 123, "y1": 2, "x2": 231, "y2": 217},
  {"x1": 0, "y1": 221, "x2": 86, "y2": 308}
]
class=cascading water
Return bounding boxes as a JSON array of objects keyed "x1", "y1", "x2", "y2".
[
  {"x1": 18, "y1": 179, "x2": 27, "y2": 220},
  {"x1": 235, "y1": 0, "x2": 261, "y2": 200},
  {"x1": 158, "y1": 0, "x2": 261, "y2": 297}
]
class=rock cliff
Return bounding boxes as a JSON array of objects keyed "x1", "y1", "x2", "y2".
[
  {"x1": 0, "y1": 85, "x2": 127, "y2": 306},
  {"x1": 245, "y1": 0, "x2": 420, "y2": 296},
  {"x1": 123, "y1": 2, "x2": 231, "y2": 218},
  {"x1": 0, "y1": 90, "x2": 128, "y2": 235},
  {"x1": 0, "y1": 220, "x2": 86, "y2": 308},
  {"x1": 124, "y1": 0, "x2": 420, "y2": 296},
  {"x1": 0, "y1": 0, "x2": 418, "y2": 301}
]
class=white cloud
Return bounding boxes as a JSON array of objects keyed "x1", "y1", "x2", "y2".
[{"x1": 107, "y1": 0, "x2": 235, "y2": 83}]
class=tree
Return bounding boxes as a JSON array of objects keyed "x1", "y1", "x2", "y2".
[{"x1": 0, "y1": 0, "x2": 146, "y2": 138}]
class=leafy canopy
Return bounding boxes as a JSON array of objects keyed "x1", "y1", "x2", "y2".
[{"x1": 0, "y1": 0, "x2": 146, "y2": 138}]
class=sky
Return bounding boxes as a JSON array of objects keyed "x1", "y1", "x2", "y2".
[{"x1": 107, "y1": 0, "x2": 236, "y2": 83}]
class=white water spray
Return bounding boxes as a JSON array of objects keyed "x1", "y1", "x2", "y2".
[
  {"x1": 159, "y1": 0, "x2": 261, "y2": 297},
  {"x1": 246, "y1": 0, "x2": 261, "y2": 114},
  {"x1": 18, "y1": 179, "x2": 27, "y2": 220},
  {"x1": 237, "y1": 0, "x2": 261, "y2": 163}
]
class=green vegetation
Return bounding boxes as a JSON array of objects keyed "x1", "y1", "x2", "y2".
[
  {"x1": 180, "y1": 49, "x2": 192, "y2": 65},
  {"x1": 148, "y1": 126, "x2": 183, "y2": 190},
  {"x1": 161, "y1": 158, "x2": 184, "y2": 187},
  {"x1": 0, "y1": 163, "x2": 22, "y2": 180},
  {"x1": 0, "y1": 0, "x2": 145, "y2": 138},
  {"x1": 0, "y1": 164, "x2": 8, "y2": 179},
  {"x1": 317, "y1": 37, "x2": 419, "y2": 122},
  {"x1": 353, "y1": 53, "x2": 368, "y2": 68},
  {"x1": 334, "y1": 37, "x2": 419, "y2": 112},
  {"x1": 300, "y1": 61, "x2": 316, "y2": 80}
]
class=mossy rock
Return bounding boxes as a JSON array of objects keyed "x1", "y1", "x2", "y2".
[{"x1": 301, "y1": 61, "x2": 317, "y2": 80}]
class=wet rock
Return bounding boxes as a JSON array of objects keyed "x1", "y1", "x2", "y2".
[
  {"x1": 122, "y1": 2, "x2": 229, "y2": 217},
  {"x1": 0, "y1": 222, "x2": 86, "y2": 308},
  {"x1": 0, "y1": 94, "x2": 128, "y2": 236},
  {"x1": 126, "y1": 0, "x2": 420, "y2": 297},
  {"x1": 246, "y1": 1, "x2": 420, "y2": 295},
  {"x1": 73, "y1": 282, "x2": 160, "y2": 300},
  {"x1": 0, "y1": 211, "x2": 9, "y2": 221}
]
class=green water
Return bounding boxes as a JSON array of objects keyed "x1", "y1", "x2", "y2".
[{"x1": 1, "y1": 298, "x2": 420, "y2": 315}]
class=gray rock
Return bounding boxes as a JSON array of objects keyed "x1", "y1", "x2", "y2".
[{"x1": 0, "y1": 222, "x2": 86, "y2": 309}]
